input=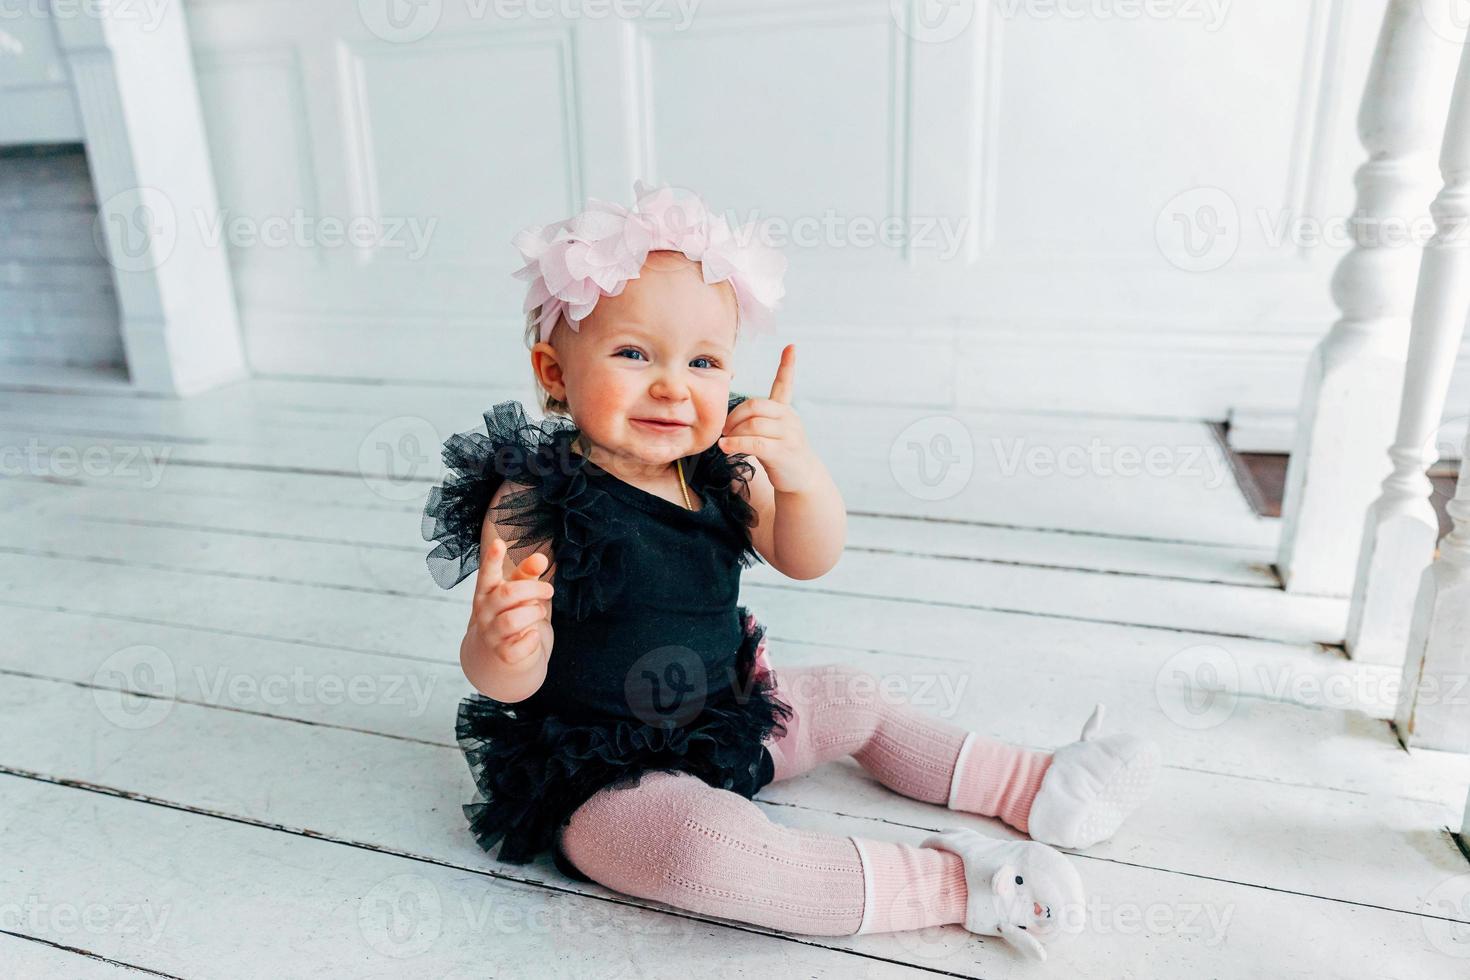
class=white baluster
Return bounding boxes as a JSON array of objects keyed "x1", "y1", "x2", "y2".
[
  {"x1": 1396, "y1": 437, "x2": 1470, "y2": 751},
  {"x1": 1348, "y1": 33, "x2": 1470, "y2": 665},
  {"x1": 1277, "y1": 0, "x2": 1460, "y2": 596}
]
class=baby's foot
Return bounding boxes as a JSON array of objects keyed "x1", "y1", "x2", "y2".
[
  {"x1": 920, "y1": 828, "x2": 1086, "y2": 962},
  {"x1": 1026, "y1": 704, "x2": 1161, "y2": 850}
]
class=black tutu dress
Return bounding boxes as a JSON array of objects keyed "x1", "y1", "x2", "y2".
[{"x1": 422, "y1": 398, "x2": 794, "y2": 882}]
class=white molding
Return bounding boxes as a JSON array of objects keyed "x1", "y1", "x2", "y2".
[
  {"x1": 193, "y1": 44, "x2": 325, "y2": 271},
  {"x1": 334, "y1": 26, "x2": 581, "y2": 268}
]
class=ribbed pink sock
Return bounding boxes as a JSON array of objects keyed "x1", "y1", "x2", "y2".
[
  {"x1": 558, "y1": 769, "x2": 968, "y2": 936},
  {"x1": 945, "y1": 733, "x2": 1053, "y2": 834},
  {"x1": 763, "y1": 663, "x2": 1054, "y2": 833}
]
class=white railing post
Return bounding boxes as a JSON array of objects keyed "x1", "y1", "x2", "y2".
[
  {"x1": 1348, "y1": 34, "x2": 1470, "y2": 665},
  {"x1": 1277, "y1": 0, "x2": 1457, "y2": 596},
  {"x1": 1396, "y1": 435, "x2": 1470, "y2": 751}
]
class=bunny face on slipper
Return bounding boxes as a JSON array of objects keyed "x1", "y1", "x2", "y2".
[{"x1": 921, "y1": 832, "x2": 1086, "y2": 962}]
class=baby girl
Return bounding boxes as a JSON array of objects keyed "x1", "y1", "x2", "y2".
[{"x1": 422, "y1": 181, "x2": 1161, "y2": 962}]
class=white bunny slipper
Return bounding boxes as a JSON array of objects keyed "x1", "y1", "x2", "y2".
[
  {"x1": 1026, "y1": 703, "x2": 1161, "y2": 851},
  {"x1": 920, "y1": 829, "x2": 1086, "y2": 962}
]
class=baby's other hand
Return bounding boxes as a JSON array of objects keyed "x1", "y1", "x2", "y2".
[
  {"x1": 718, "y1": 344, "x2": 824, "y2": 495},
  {"x1": 470, "y1": 536, "x2": 554, "y2": 667}
]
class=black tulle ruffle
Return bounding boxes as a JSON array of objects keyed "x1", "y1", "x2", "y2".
[
  {"x1": 421, "y1": 397, "x2": 765, "y2": 620},
  {"x1": 454, "y1": 606, "x2": 792, "y2": 878}
]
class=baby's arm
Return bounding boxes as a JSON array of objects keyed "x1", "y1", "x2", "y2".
[
  {"x1": 459, "y1": 482, "x2": 556, "y2": 701},
  {"x1": 722, "y1": 346, "x2": 846, "y2": 580}
]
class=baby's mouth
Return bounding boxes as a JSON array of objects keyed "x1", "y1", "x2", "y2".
[{"x1": 631, "y1": 418, "x2": 689, "y2": 433}]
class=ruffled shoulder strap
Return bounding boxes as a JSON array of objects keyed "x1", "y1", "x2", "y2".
[
  {"x1": 421, "y1": 401, "x2": 626, "y2": 620},
  {"x1": 685, "y1": 393, "x2": 767, "y2": 570}
]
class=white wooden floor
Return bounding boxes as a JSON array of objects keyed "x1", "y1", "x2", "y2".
[{"x1": 2, "y1": 377, "x2": 1469, "y2": 978}]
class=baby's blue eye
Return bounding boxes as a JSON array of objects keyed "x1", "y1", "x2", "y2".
[
  {"x1": 616, "y1": 348, "x2": 646, "y2": 361},
  {"x1": 692, "y1": 357, "x2": 718, "y2": 369}
]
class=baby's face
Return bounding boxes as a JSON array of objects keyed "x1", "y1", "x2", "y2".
[{"x1": 547, "y1": 251, "x2": 738, "y2": 467}]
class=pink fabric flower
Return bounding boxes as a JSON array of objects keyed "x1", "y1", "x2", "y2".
[{"x1": 512, "y1": 180, "x2": 787, "y2": 343}]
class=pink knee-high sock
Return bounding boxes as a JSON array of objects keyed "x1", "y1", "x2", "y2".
[
  {"x1": 763, "y1": 663, "x2": 1053, "y2": 833},
  {"x1": 558, "y1": 770, "x2": 968, "y2": 936}
]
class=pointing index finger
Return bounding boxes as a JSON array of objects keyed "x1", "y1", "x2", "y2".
[
  {"x1": 768, "y1": 344, "x2": 795, "y2": 405},
  {"x1": 474, "y1": 535, "x2": 506, "y2": 596}
]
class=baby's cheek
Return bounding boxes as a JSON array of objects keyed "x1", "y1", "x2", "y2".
[{"x1": 577, "y1": 373, "x2": 626, "y2": 414}]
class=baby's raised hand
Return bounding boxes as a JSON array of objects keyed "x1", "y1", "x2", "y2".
[
  {"x1": 718, "y1": 344, "x2": 823, "y2": 495},
  {"x1": 469, "y1": 536, "x2": 554, "y2": 668}
]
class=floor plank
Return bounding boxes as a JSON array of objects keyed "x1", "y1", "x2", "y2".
[{"x1": 0, "y1": 932, "x2": 161, "y2": 978}]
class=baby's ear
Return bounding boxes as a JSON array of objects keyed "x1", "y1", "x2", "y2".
[
  {"x1": 529, "y1": 342, "x2": 566, "y2": 399},
  {"x1": 991, "y1": 865, "x2": 1017, "y2": 901}
]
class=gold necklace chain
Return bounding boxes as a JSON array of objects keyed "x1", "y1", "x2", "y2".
[{"x1": 676, "y1": 457, "x2": 692, "y2": 510}]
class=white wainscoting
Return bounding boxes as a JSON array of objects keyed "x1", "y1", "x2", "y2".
[{"x1": 175, "y1": 0, "x2": 1470, "y2": 424}]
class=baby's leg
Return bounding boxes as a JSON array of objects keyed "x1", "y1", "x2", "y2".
[
  {"x1": 763, "y1": 663, "x2": 1053, "y2": 833},
  {"x1": 556, "y1": 769, "x2": 969, "y2": 936}
]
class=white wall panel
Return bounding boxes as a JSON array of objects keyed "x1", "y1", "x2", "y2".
[
  {"x1": 340, "y1": 30, "x2": 579, "y2": 266},
  {"x1": 159, "y1": 0, "x2": 1470, "y2": 421}
]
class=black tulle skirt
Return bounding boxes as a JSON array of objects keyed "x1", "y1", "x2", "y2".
[{"x1": 455, "y1": 607, "x2": 793, "y2": 882}]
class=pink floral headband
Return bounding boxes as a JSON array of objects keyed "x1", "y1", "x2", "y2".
[{"x1": 511, "y1": 180, "x2": 788, "y2": 344}]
